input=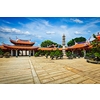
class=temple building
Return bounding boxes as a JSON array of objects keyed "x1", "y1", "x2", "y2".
[
  {"x1": 47, "y1": 44, "x2": 57, "y2": 48},
  {"x1": 66, "y1": 33, "x2": 100, "y2": 57},
  {"x1": 1, "y1": 37, "x2": 38, "y2": 56},
  {"x1": 0, "y1": 33, "x2": 100, "y2": 57}
]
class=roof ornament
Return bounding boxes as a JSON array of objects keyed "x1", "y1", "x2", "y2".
[
  {"x1": 29, "y1": 39, "x2": 31, "y2": 43},
  {"x1": 1, "y1": 41, "x2": 4, "y2": 45},
  {"x1": 74, "y1": 40, "x2": 77, "y2": 45},
  {"x1": 16, "y1": 36, "x2": 19, "y2": 42},
  {"x1": 85, "y1": 36, "x2": 91, "y2": 45},
  {"x1": 9, "y1": 37, "x2": 11, "y2": 40},
  {"x1": 97, "y1": 32, "x2": 99, "y2": 35}
]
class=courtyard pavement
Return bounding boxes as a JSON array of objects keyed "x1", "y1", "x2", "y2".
[{"x1": 0, "y1": 56, "x2": 100, "y2": 84}]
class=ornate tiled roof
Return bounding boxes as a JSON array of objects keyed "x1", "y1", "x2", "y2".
[
  {"x1": 10, "y1": 39, "x2": 35, "y2": 45},
  {"x1": 0, "y1": 45, "x2": 7, "y2": 49},
  {"x1": 3, "y1": 45, "x2": 38, "y2": 50},
  {"x1": 67, "y1": 42, "x2": 89, "y2": 50},
  {"x1": 38, "y1": 47, "x2": 62, "y2": 51}
]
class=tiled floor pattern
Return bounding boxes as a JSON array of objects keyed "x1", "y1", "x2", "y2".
[{"x1": 0, "y1": 56, "x2": 100, "y2": 84}]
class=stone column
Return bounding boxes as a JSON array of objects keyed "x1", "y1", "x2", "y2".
[
  {"x1": 11, "y1": 50, "x2": 13, "y2": 56},
  {"x1": 22, "y1": 50, "x2": 23, "y2": 56},
  {"x1": 27, "y1": 50, "x2": 29, "y2": 55},
  {"x1": 62, "y1": 34, "x2": 66, "y2": 56},
  {"x1": 33, "y1": 50, "x2": 35, "y2": 56},
  {"x1": 16, "y1": 50, "x2": 18, "y2": 57},
  {"x1": 25, "y1": 50, "x2": 27, "y2": 56},
  {"x1": 72, "y1": 51, "x2": 74, "y2": 54},
  {"x1": 84, "y1": 50, "x2": 86, "y2": 57},
  {"x1": 29, "y1": 50, "x2": 31, "y2": 56}
]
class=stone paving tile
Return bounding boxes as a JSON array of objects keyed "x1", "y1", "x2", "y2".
[
  {"x1": 0, "y1": 57, "x2": 34, "y2": 84},
  {"x1": 52, "y1": 72, "x2": 75, "y2": 80},
  {"x1": 81, "y1": 79, "x2": 96, "y2": 84},
  {"x1": 0, "y1": 56, "x2": 100, "y2": 84},
  {"x1": 40, "y1": 78, "x2": 54, "y2": 84},
  {"x1": 46, "y1": 76, "x2": 74, "y2": 84},
  {"x1": 69, "y1": 76, "x2": 89, "y2": 84}
]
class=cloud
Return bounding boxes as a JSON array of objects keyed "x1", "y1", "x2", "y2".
[
  {"x1": 2, "y1": 20, "x2": 11, "y2": 24},
  {"x1": 60, "y1": 25, "x2": 67, "y2": 28},
  {"x1": 88, "y1": 31, "x2": 91, "y2": 32},
  {"x1": 24, "y1": 31, "x2": 31, "y2": 35},
  {"x1": 74, "y1": 31, "x2": 83, "y2": 34},
  {"x1": 70, "y1": 18, "x2": 83, "y2": 23},
  {"x1": 41, "y1": 20, "x2": 52, "y2": 27},
  {"x1": 0, "y1": 33, "x2": 12, "y2": 39},
  {"x1": 36, "y1": 35, "x2": 42, "y2": 40},
  {"x1": 0, "y1": 27, "x2": 31, "y2": 35},
  {"x1": 12, "y1": 28, "x2": 21, "y2": 33},
  {"x1": 46, "y1": 31, "x2": 55, "y2": 35}
]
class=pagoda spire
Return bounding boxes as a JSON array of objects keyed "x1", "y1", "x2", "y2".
[{"x1": 62, "y1": 34, "x2": 66, "y2": 55}]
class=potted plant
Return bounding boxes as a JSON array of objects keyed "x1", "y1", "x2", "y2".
[
  {"x1": 35, "y1": 52, "x2": 39, "y2": 57},
  {"x1": 59, "y1": 52, "x2": 63, "y2": 59},
  {"x1": 78, "y1": 55, "x2": 80, "y2": 58},
  {"x1": 0, "y1": 48, "x2": 4, "y2": 58},
  {"x1": 81, "y1": 50, "x2": 84, "y2": 57},
  {"x1": 66, "y1": 51, "x2": 72, "y2": 59},
  {"x1": 72, "y1": 54, "x2": 76, "y2": 58},
  {"x1": 4, "y1": 52, "x2": 11, "y2": 58},
  {"x1": 45, "y1": 52, "x2": 49, "y2": 58},
  {"x1": 50, "y1": 52, "x2": 54, "y2": 60},
  {"x1": 54, "y1": 50, "x2": 60, "y2": 59}
]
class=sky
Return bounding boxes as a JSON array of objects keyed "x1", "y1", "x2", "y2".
[{"x1": 0, "y1": 17, "x2": 100, "y2": 47}]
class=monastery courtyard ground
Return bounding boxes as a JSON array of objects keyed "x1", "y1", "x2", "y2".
[{"x1": 0, "y1": 56, "x2": 100, "y2": 84}]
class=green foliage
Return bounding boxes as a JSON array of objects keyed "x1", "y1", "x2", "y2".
[
  {"x1": 66, "y1": 51, "x2": 72, "y2": 57},
  {"x1": 41, "y1": 40, "x2": 62, "y2": 48},
  {"x1": 90, "y1": 34, "x2": 100, "y2": 59},
  {"x1": 4, "y1": 52, "x2": 11, "y2": 58},
  {"x1": 35, "y1": 52, "x2": 39, "y2": 56},
  {"x1": 45, "y1": 52, "x2": 49, "y2": 56},
  {"x1": 0, "y1": 48, "x2": 4, "y2": 55},
  {"x1": 67, "y1": 39, "x2": 75, "y2": 46},
  {"x1": 72, "y1": 54, "x2": 76, "y2": 58},
  {"x1": 38, "y1": 50, "x2": 42, "y2": 54},
  {"x1": 54, "y1": 50, "x2": 60, "y2": 56},
  {"x1": 40, "y1": 52, "x2": 44, "y2": 55},
  {"x1": 44, "y1": 50, "x2": 48, "y2": 54},
  {"x1": 93, "y1": 34, "x2": 97, "y2": 39},
  {"x1": 67, "y1": 37, "x2": 86, "y2": 46},
  {"x1": 50, "y1": 52, "x2": 55, "y2": 56},
  {"x1": 94, "y1": 52, "x2": 100, "y2": 57},
  {"x1": 86, "y1": 53, "x2": 90, "y2": 57},
  {"x1": 81, "y1": 50, "x2": 84, "y2": 57}
]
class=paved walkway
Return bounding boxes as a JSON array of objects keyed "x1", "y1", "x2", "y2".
[
  {"x1": 0, "y1": 57, "x2": 35, "y2": 84},
  {"x1": 0, "y1": 56, "x2": 100, "y2": 84}
]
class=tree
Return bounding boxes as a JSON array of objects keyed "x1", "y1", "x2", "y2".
[
  {"x1": 0, "y1": 48, "x2": 4, "y2": 55},
  {"x1": 66, "y1": 51, "x2": 72, "y2": 57},
  {"x1": 41, "y1": 40, "x2": 62, "y2": 48},
  {"x1": 90, "y1": 34, "x2": 100, "y2": 60},
  {"x1": 67, "y1": 37, "x2": 86, "y2": 46}
]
